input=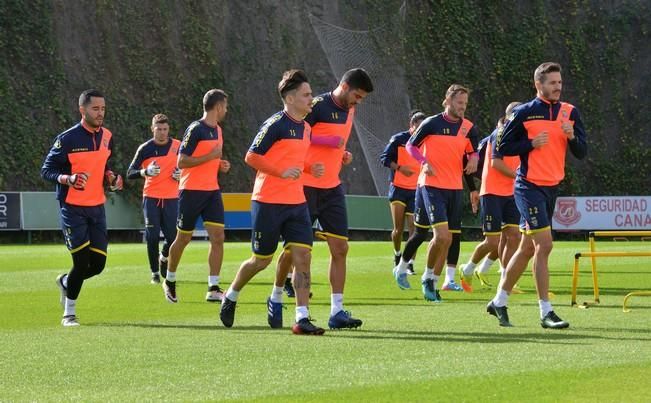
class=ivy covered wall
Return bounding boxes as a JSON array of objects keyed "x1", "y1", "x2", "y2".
[
  {"x1": 1, "y1": 0, "x2": 649, "y2": 203},
  {"x1": 395, "y1": 0, "x2": 650, "y2": 195}
]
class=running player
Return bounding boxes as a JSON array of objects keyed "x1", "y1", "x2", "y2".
[
  {"x1": 42, "y1": 89, "x2": 124, "y2": 327},
  {"x1": 392, "y1": 84, "x2": 479, "y2": 302},
  {"x1": 273, "y1": 68, "x2": 374, "y2": 329},
  {"x1": 127, "y1": 114, "x2": 180, "y2": 284},
  {"x1": 162, "y1": 89, "x2": 231, "y2": 304},
  {"x1": 459, "y1": 102, "x2": 522, "y2": 292},
  {"x1": 379, "y1": 110, "x2": 426, "y2": 274},
  {"x1": 219, "y1": 69, "x2": 325, "y2": 335},
  {"x1": 487, "y1": 62, "x2": 587, "y2": 328},
  {"x1": 441, "y1": 154, "x2": 480, "y2": 291}
]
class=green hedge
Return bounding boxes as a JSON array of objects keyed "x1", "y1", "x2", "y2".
[
  {"x1": 394, "y1": 0, "x2": 650, "y2": 196},
  {"x1": 0, "y1": 1, "x2": 249, "y2": 205},
  {"x1": 1, "y1": 0, "x2": 649, "y2": 202}
]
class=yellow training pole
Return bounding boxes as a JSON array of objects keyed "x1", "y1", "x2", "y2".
[
  {"x1": 591, "y1": 231, "x2": 651, "y2": 237},
  {"x1": 574, "y1": 231, "x2": 651, "y2": 309},
  {"x1": 571, "y1": 254, "x2": 580, "y2": 306},
  {"x1": 574, "y1": 251, "x2": 651, "y2": 305},
  {"x1": 578, "y1": 252, "x2": 651, "y2": 257},
  {"x1": 589, "y1": 233, "x2": 599, "y2": 303},
  {"x1": 623, "y1": 291, "x2": 651, "y2": 313}
]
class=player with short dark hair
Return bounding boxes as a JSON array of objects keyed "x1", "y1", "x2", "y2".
[
  {"x1": 380, "y1": 110, "x2": 426, "y2": 273},
  {"x1": 392, "y1": 84, "x2": 479, "y2": 301},
  {"x1": 220, "y1": 69, "x2": 326, "y2": 335},
  {"x1": 487, "y1": 62, "x2": 587, "y2": 328},
  {"x1": 339, "y1": 68, "x2": 374, "y2": 93},
  {"x1": 127, "y1": 113, "x2": 181, "y2": 284},
  {"x1": 42, "y1": 89, "x2": 123, "y2": 327},
  {"x1": 459, "y1": 102, "x2": 522, "y2": 292},
  {"x1": 273, "y1": 68, "x2": 374, "y2": 330},
  {"x1": 162, "y1": 89, "x2": 231, "y2": 304}
]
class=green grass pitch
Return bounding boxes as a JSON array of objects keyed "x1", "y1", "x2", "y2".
[{"x1": 1, "y1": 240, "x2": 650, "y2": 401}]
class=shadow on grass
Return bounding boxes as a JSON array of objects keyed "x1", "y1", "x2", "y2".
[
  {"x1": 517, "y1": 301, "x2": 650, "y2": 309},
  {"x1": 339, "y1": 299, "x2": 651, "y2": 312},
  {"x1": 90, "y1": 322, "x2": 271, "y2": 332},
  {"x1": 176, "y1": 280, "x2": 327, "y2": 286},
  {"x1": 343, "y1": 298, "x2": 489, "y2": 307},
  {"x1": 320, "y1": 328, "x2": 651, "y2": 344},
  {"x1": 572, "y1": 325, "x2": 651, "y2": 334},
  {"x1": 505, "y1": 287, "x2": 651, "y2": 297},
  {"x1": 88, "y1": 322, "x2": 651, "y2": 344}
]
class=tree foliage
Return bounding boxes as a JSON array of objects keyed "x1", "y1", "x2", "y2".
[{"x1": 0, "y1": 0, "x2": 649, "y2": 201}]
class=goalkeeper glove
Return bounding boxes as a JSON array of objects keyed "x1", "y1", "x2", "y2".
[
  {"x1": 171, "y1": 167, "x2": 181, "y2": 181},
  {"x1": 59, "y1": 172, "x2": 89, "y2": 190},
  {"x1": 105, "y1": 170, "x2": 123, "y2": 191},
  {"x1": 143, "y1": 160, "x2": 160, "y2": 177}
]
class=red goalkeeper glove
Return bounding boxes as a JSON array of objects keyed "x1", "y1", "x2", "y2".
[
  {"x1": 59, "y1": 173, "x2": 88, "y2": 190},
  {"x1": 105, "y1": 170, "x2": 123, "y2": 191}
]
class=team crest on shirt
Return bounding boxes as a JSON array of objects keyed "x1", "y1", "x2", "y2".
[
  {"x1": 54, "y1": 138, "x2": 62, "y2": 149},
  {"x1": 103, "y1": 138, "x2": 109, "y2": 147},
  {"x1": 461, "y1": 127, "x2": 468, "y2": 135},
  {"x1": 561, "y1": 110, "x2": 569, "y2": 119},
  {"x1": 311, "y1": 96, "x2": 324, "y2": 106}
]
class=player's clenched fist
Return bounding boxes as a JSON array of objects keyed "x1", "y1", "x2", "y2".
[
  {"x1": 310, "y1": 162, "x2": 325, "y2": 178},
  {"x1": 532, "y1": 131, "x2": 549, "y2": 148},
  {"x1": 342, "y1": 151, "x2": 353, "y2": 165},
  {"x1": 560, "y1": 121, "x2": 574, "y2": 140},
  {"x1": 219, "y1": 160, "x2": 231, "y2": 173},
  {"x1": 422, "y1": 162, "x2": 436, "y2": 176},
  {"x1": 281, "y1": 167, "x2": 302, "y2": 180}
]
